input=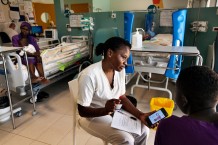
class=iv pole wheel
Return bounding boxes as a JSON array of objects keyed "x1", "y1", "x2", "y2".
[
  {"x1": 32, "y1": 110, "x2": 37, "y2": 116},
  {"x1": 15, "y1": 111, "x2": 22, "y2": 117},
  {"x1": 29, "y1": 96, "x2": 37, "y2": 104}
]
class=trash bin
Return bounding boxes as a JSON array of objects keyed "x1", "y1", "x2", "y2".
[
  {"x1": 150, "y1": 97, "x2": 174, "y2": 117},
  {"x1": 0, "y1": 96, "x2": 10, "y2": 123}
]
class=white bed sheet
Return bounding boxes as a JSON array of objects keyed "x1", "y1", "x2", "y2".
[
  {"x1": 132, "y1": 34, "x2": 172, "y2": 58},
  {"x1": 40, "y1": 41, "x2": 89, "y2": 77}
]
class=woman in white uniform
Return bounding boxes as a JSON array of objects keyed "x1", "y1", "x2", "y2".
[{"x1": 77, "y1": 37, "x2": 152, "y2": 145}]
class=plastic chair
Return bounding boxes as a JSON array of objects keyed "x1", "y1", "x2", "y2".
[{"x1": 68, "y1": 79, "x2": 108, "y2": 145}]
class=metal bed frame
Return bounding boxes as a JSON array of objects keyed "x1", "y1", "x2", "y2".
[{"x1": 0, "y1": 36, "x2": 91, "y2": 129}]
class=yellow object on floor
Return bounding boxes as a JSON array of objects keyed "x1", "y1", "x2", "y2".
[
  {"x1": 150, "y1": 97, "x2": 174, "y2": 117},
  {"x1": 150, "y1": 97, "x2": 175, "y2": 130}
]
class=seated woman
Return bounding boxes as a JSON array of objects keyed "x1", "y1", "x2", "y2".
[
  {"x1": 77, "y1": 37, "x2": 155, "y2": 145},
  {"x1": 12, "y1": 22, "x2": 48, "y2": 84},
  {"x1": 155, "y1": 66, "x2": 218, "y2": 145}
]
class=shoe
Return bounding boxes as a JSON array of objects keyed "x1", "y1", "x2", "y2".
[
  {"x1": 36, "y1": 95, "x2": 44, "y2": 102},
  {"x1": 0, "y1": 96, "x2": 9, "y2": 109},
  {"x1": 38, "y1": 91, "x2": 50, "y2": 98}
]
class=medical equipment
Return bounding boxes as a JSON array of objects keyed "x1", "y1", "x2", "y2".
[
  {"x1": 69, "y1": 15, "x2": 94, "y2": 31},
  {"x1": 31, "y1": 26, "x2": 43, "y2": 36},
  {"x1": 44, "y1": 29, "x2": 58, "y2": 40},
  {"x1": 64, "y1": 7, "x2": 74, "y2": 18},
  {"x1": 0, "y1": 36, "x2": 90, "y2": 128},
  {"x1": 190, "y1": 21, "x2": 208, "y2": 32},
  {"x1": 81, "y1": 17, "x2": 94, "y2": 31}
]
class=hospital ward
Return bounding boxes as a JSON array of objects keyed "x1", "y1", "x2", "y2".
[{"x1": 0, "y1": 0, "x2": 218, "y2": 145}]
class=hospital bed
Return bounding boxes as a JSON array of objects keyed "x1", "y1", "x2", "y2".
[
  {"x1": 0, "y1": 36, "x2": 90, "y2": 128},
  {"x1": 125, "y1": 34, "x2": 172, "y2": 83},
  {"x1": 129, "y1": 9, "x2": 203, "y2": 100},
  {"x1": 129, "y1": 34, "x2": 173, "y2": 98},
  {"x1": 130, "y1": 44, "x2": 202, "y2": 99}
]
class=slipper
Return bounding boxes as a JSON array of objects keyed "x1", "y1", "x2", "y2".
[
  {"x1": 0, "y1": 96, "x2": 9, "y2": 109},
  {"x1": 36, "y1": 94, "x2": 44, "y2": 102},
  {"x1": 40, "y1": 78, "x2": 50, "y2": 84},
  {"x1": 38, "y1": 91, "x2": 50, "y2": 98},
  {"x1": 31, "y1": 77, "x2": 43, "y2": 84}
]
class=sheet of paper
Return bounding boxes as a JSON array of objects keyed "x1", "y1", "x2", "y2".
[
  {"x1": 111, "y1": 110, "x2": 142, "y2": 135},
  {"x1": 19, "y1": 4, "x2": 25, "y2": 15},
  {"x1": 24, "y1": 1, "x2": 33, "y2": 13},
  {"x1": 160, "y1": 10, "x2": 174, "y2": 27},
  {"x1": 10, "y1": 0, "x2": 19, "y2": 7},
  {"x1": 9, "y1": 11, "x2": 20, "y2": 20}
]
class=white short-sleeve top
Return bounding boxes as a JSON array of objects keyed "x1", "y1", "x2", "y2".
[{"x1": 77, "y1": 61, "x2": 126, "y2": 108}]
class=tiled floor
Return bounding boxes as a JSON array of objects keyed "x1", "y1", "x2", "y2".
[{"x1": 0, "y1": 73, "x2": 184, "y2": 145}]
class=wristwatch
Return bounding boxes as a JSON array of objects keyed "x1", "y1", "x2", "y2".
[{"x1": 1, "y1": 0, "x2": 9, "y2": 5}]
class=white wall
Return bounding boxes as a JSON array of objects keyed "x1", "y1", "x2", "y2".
[
  {"x1": 163, "y1": 0, "x2": 188, "y2": 9},
  {"x1": 0, "y1": 3, "x2": 11, "y2": 22},
  {"x1": 64, "y1": 0, "x2": 92, "y2": 5},
  {"x1": 110, "y1": 0, "x2": 188, "y2": 11},
  {"x1": 110, "y1": 0, "x2": 153, "y2": 11},
  {"x1": 92, "y1": 0, "x2": 110, "y2": 12},
  {"x1": 209, "y1": 0, "x2": 217, "y2": 7},
  {"x1": 32, "y1": 0, "x2": 54, "y2": 4},
  {"x1": 61, "y1": 0, "x2": 191, "y2": 12}
]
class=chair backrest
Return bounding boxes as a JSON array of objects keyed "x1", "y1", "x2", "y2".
[
  {"x1": 68, "y1": 79, "x2": 78, "y2": 145},
  {"x1": 68, "y1": 79, "x2": 108, "y2": 145}
]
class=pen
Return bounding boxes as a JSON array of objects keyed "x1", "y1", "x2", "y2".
[
  {"x1": 130, "y1": 116, "x2": 137, "y2": 121},
  {"x1": 117, "y1": 110, "x2": 137, "y2": 121}
]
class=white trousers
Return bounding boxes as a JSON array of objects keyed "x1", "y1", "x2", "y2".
[{"x1": 79, "y1": 115, "x2": 149, "y2": 145}]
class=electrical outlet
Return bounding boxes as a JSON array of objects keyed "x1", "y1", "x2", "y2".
[
  {"x1": 213, "y1": 27, "x2": 218, "y2": 32},
  {"x1": 190, "y1": 27, "x2": 198, "y2": 32},
  {"x1": 191, "y1": 21, "x2": 208, "y2": 27},
  {"x1": 111, "y1": 13, "x2": 116, "y2": 19},
  {"x1": 66, "y1": 24, "x2": 70, "y2": 28},
  {"x1": 198, "y1": 26, "x2": 207, "y2": 32},
  {"x1": 198, "y1": 21, "x2": 208, "y2": 27}
]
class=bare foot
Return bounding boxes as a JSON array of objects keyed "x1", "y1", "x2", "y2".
[
  {"x1": 40, "y1": 78, "x2": 50, "y2": 84},
  {"x1": 31, "y1": 77, "x2": 43, "y2": 83}
]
